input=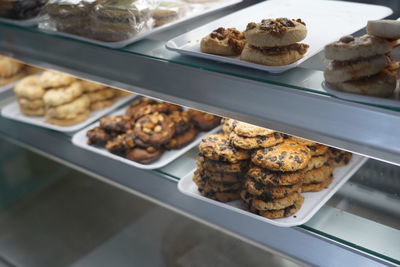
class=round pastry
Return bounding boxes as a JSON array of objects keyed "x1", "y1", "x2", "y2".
[
  {"x1": 240, "y1": 43, "x2": 309, "y2": 66},
  {"x1": 18, "y1": 98, "x2": 44, "y2": 110},
  {"x1": 245, "y1": 191, "x2": 302, "y2": 211},
  {"x1": 168, "y1": 110, "x2": 191, "y2": 134},
  {"x1": 244, "y1": 18, "x2": 307, "y2": 47},
  {"x1": 87, "y1": 88, "x2": 116, "y2": 102},
  {"x1": 20, "y1": 107, "x2": 45, "y2": 116},
  {"x1": 230, "y1": 131, "x2": 284, "y2": 149},
  {"x1": 187, "y1": 109, "x2": 221, "y2": 131},
  {"x1": 251, "y1": 196, "x2": 304, "y2": 219},
  {"x1": 247, "y1": 166, "x2": 304, "y2": 186},
  {"x1": 233, "y1": 121, "x2": 275, "y2": 137},
  {"x1": 193, "y1": 172, "x2": 241, "y2": 192},
  {"x1": 221, "y1": 118, "x2": 238, "y2": 135},
  {"x1": 252, "y1": 141, "x2": 311, "y2": 172},
  {"x1": 87, "y1": 126, "x2": 116, "y2": 146},
  {"x1": 125, "y1": 98, "x2": 158, "y2": 118},
  {"x1": 303, "y1": 164, "x2": 333, "y2": 184},
  {"x1": 46, "y1": 111, "x2": 89, "y2": 126},
  {"x1": 100, "y1": 115, "x2": 133, "y2": 133},
  {"x1": 325, "y1": 69, "x2": 397, "y2": 98},
  {"x1": 199, "y1": 134, "x2": 250, "y2": 163},
  {"x1": 126, "y1": 146, "x2": 164, "y2": 164},
  {"x1": 324, "y1": 35, "x2": 389, "y2": 61},
  {"x1": 307, "y1": 144, "x2": 329, "y2": 156},
  {"x1": 302, "y1": 175, "x2": 333, "y2": 192},
  {"x1": 80, "y1": 80, "x2": 107, "y2": 92},
  {"x1": 324, "y1": 55, "x2": 388, "y2": 83},
  {"x1": 328, "y1": 148, "x2": 352, "y2": 167},
  {"x1": 164, "y1": 125, "x2": 197, "y2": 149},
  {"x1": 0, "y1": 56, "x2": 23, "y2": 78},
  {"x1": 196, "y1": 156, "x2": 248, "y2": 173},
  {"x1": 200, "y1": 27, "x2": 246, "y2": 56},
  {"x1": 367, "y1": 20, "x2": 400, "y2": 39},
  {"x1": 43, "y1": 81, "x2": 83, "y2": 107},
  {"x1": 132, "y1": 102, "x2": 182, "y2": 121},
  {"x1": 90, "y1": 98, "x2": 116, "y2": 111},
  {"x1": 289, "y1": 136, "x2": 316, "y2": 146},
  {"x1": 39, "y1": 70, "x2": 76, "y2": 89},
  {"x1": 134, "y1": 112, "x2": 175, "y2": 145},
  {"x1": 46, "y1": 94, "x2": 90, "y2": 119},
  {"x1": 199, "y1": 189, "x2": 241, "y2": 202},
  {"x1": 306, "y1": 153, "x2": 329, "y2": 170},
  {"x1": 244, "y1": 178, "x2": 301, "y2": 199},
  {"x1": 14, "y1": 76, "x2": 45, "y2": 100}
]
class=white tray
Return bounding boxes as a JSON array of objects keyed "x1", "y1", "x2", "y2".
[
  {"x1": 166, "y1": 0, "x2": 392, "y2": 74},
  {"x1": 178, "y1": 154, "x2": 367, "y2": 227},
  {"x1": 322, "y1": 81, "x2": 400, "y2": 109},
  {"x1": 38, "y1": 0, "x2": 242, "y2": 49},
  {"x1": 72, "y1": 107, "x2": 221, "y2": 170},
  {"x1": 0, "y1": 80, "x2": 18, "y2": 94},
  {"x1": 1, "y1": 95, "x2": 136, "y2": 132}
]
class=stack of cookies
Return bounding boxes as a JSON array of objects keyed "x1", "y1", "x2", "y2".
[
  {"x1": 14, "y1": 75, "x2": 46, "y2": 116},
  {"x1": 81, "y1": 80, "x2": 119, "y2": 111},
  {"x1": 195, "y1": 134, "x2": 250, "y2": 202},
  {"x1": 0, "y1": 56, "x2": 24, "y2": 85},
  {"x1": 324, "y1": 34, "x2": 396, "y2": 98},
  {"x1": 41, "y1": 70, "x2": 90, "y2": 126},
  {"x1": 241, "y1": 18, "x2": 309, "y2": 66}
]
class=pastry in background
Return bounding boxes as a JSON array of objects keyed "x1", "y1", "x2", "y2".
[
  {"x1": 241, "y1": 18, "x2": 309, "y2": 66},
  {"x1": 0, "y1": 56, "x2": 25, "y2": 86},
  {"x1": 200, "y1": 27, "x2": 246, "y2": 56},
  {"x1": 0, "y1": 0, "x2": 47, "y2": 20},
  {"x1": 367, "y1": 20, "x2": 400, "y2": 40},
  {"x1": 152, "y1": 1, "x2": 187, "y2": 27}
]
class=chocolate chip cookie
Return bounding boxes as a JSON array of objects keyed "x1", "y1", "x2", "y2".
[
  {"x1": 193, "y1": 171, "x2": 241, "y2": 192},
  {"x1": 233, "y1": 121, "x2": 275, "y2": 137},
  {"x1": 244, "y1": 177, "x2": 301, "y2": 198},
  {"x1": 307, "y1": 144, "x2": 329, "y2": 156},
  {"x1": 134, "y1": 112, "x2": 175, "y2": 145},
  {"x1": 247, "y1": 165, "x2": 304, "y2": 186},
  {"x1": 307, "y1": 153, "x2": 329, "y2": 170},
  {"x1": 250, "y1": 195, "x2": 304, "y2": 219},
  {"x1": 188, "y1": 109, "x2": 221, "y2": 131},
  {"x1": 199, "y1": 134, "x2": 250, "y2": 163},
  {"x1": 199, "y1": 188, "x2": 241, "y2": 202},
  {"x1": 196, "y1": 156, "x2": 248, "y2": 173},
  {"x1": 230, "y1": 132, "x2": 284, "y2": 149},
  {"x1": 165, "y1": 125, "x2": 197, "y2": 149},
  {"x1": 302, "y1": 175, "x2": 333, "y2": 192},
  {"x1": 303, "y1": 164, "x2": 333, "y2": 184},
  {"x1": 221, "y1": 118, "x2": 238, "y2": 135},
  {"x1": 328, "y1": 148, "x2": 352, "y2": 167},
  {"x1": 242, "y1": 191, "x2": 302, "y2": 211},
  {"x1": 289, "y1": 136, "x2": 316, "y2": 146},
  {"x1": 197, "y1": 169, "x2": 243, "y2": 183},
  {"x1": 252, "y1": 141, "x2": 311, "y2": 172}
]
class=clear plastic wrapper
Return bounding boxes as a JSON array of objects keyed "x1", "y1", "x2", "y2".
[
  {"x1": 0, "y1": 0, "x2": 48, "y2": 20},
  {"x1": 152, "y1": 1, "x2": 187, "y2": 27}
]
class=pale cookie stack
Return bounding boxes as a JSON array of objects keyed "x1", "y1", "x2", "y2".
[
  {"x1": 324, "y1": 34, "x2": 396, "y2": 98},
  {"x1": 289, "y1": 137, "x2": 333, "y2": 193},
  {"x1": 241, "y1": 18, "x2": 309, "y2": 66},
  {"x1": 81, "y1": 80, "x2": 119, "y2": 111},
  {"x1": 42, "y1": 70, "x2": 90, "y2": 126},
  {"x1": 14, "y1": 75, "x2": 46, "y2": 116},
  {"x1": 0, "y1": 56, "x2": 24, "y2": 86},
  {"x1": 195, "y1": 133, "x2": 250, "y2": 202}
]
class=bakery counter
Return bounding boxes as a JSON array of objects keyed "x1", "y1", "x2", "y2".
[{"x1": 0, "y1": 93, "x2": 398, "y2": 266}]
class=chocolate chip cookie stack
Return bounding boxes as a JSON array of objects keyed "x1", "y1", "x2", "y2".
[
  {"x1": 324, "y1": 34, "x2": 396, "y2": 97},
  {"x1": 289, "y1": 137, "x2": 333, "y2": 193},
  {"x1": 195, "y1": 134, "x2": 250, "y2": 202},
  {"x1": 241, "y1": 18, "x2": 309, "y2": 66},
  {"x1": 81, "y1": 80, "x2": 119, "y2": 111},
  {"x1": 41, "y1": 70, "x2": 90, "y2": 126}
]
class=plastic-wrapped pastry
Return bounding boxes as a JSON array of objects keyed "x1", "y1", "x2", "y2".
[
  {"x1": 90, "y1": 0, "x2": 158, "y2": 42},
  {"x1": 0, "y1": 0, "x2": 48, "y2": 20},
  {"x1": 152, "y1": 1, "x2": 187, "y2": 27}
]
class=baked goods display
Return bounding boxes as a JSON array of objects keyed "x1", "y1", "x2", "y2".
[
  {"x1": 0, "y1": 0, "x2": 47, "y2": 20},
  {"x1": 152, "y1": 1, "x2": 187, "y2": 27},
  {"x1": 86, "y1": 98, "x2": 221, "y2": 164},
  {"x1": 12, "y1": 69, "x2": 132, "y2": 126},
  {"x1": 193, "y1": 119, "x2": 352, "y2": 219},
  {"x1": 0, "y1": 56, "x2": 25, "y2": 86},
  {"x1": 324, "y1": 20, "x2": 400, "y2": 98},
  {"x1": 200, "y1": 17, "x2": 309, "y2": 66}
]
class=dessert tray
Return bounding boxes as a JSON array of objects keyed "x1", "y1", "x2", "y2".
[
  {"x1": 166, "y1": 0, "x2": 392, "y2": 74},
  {"x1": 1, "y1": 94, "x2": 136, "y2": 133},
  {"x1": 38, "y1": 0, "x2": 242, "y2": 49},
  {"x1": 72, "y1": 106, "x2": 221, "y2": 170},
  {"x1": 178, "y1": 154, "x2": 367, "y2": 227}
]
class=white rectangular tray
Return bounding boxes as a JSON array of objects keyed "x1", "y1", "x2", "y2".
[
  {"x1": 72, "y1": 107, "x2": 221, "y2": 170},
  {"x1": 166, "y1": 0, "x2": 392, "y2": 73},
  {"x1": 1, "y1": 95, "x2": 136, "y2": 132},
  {"x1": 39, "y1": 0, "x2": 242, "y2": 49},
  {"x1": 178, "y1": 154, "x2": 367, "y2": 227}
]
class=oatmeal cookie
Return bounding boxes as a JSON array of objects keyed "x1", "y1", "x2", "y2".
[
  {"x1": 80, "y1": 80, "x2": 107, "y2": 92},
  {"x1": 199, "y1": 134, "x2": 250, "y2": 163},
  {"x1": 43, "y1": 81, "x2": 83, "y2": 107},
  {"x1": 20, "y1": 106, "x2": 45, "y2": 116},
  {"x1": 46, "y1": 94, "x2": 90, "y2": 120},
  {"x1": 40, "y1": 70, "x2": 76, "y2": 89},
  {"x1": 14, "y1": 76, "x2": 45, "y2": 100},
  {"x1": 87, "y1": 88, "x2": 116, "y2": 102},
  {"x1": 252, "y1": 141, "x2": 311, "y2": 172},
  {"x1": 90, "y1": 98, "x2": 116, "y2": 111},
  {"x1": 0, "y1": 56, "x2": 23, "y2": 77},
  {"x1": 46, "y1": 111, "x2": 89, "y2": 126},
  {"x1": 18, "y1": 98, "x2": 44, "y2": 110}
]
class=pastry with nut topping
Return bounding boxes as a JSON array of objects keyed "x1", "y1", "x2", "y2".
[
  {"x1": 200, "y1": 27, "x2": 246, "y2": 56},
  {"x1": 134, "y1": 112, "x2": 175, "y2": 146}
]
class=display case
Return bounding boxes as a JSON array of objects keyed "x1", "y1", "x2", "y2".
[{"x1": 0, "y1": 0, "x2": 399, "y2": 266}]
